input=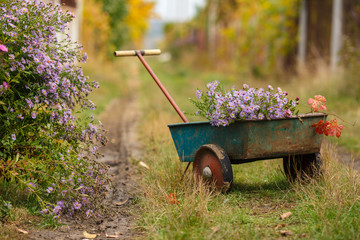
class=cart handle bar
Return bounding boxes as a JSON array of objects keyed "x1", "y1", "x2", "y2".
[
  {"x1": 113, "y1": 49, "x2": 188, "y2": 123},
  {"x1": 114, "y1": 49, "x2": 161, "y2": 57}
]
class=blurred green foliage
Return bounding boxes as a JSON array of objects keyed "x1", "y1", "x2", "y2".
[
  {"x1": 83, "y1": 0, "x2": 154, "y2": 59},
  {"x1": 163, "y1": 0, "x2": 300, "y2": 77},
  {"x1": 98, "y1": 0, "x2": 129, "y2": 50}
]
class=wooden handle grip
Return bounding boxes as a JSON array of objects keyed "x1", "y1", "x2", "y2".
[{"x1": 114, "y1": 49, "x2": 161, "y2": 57}]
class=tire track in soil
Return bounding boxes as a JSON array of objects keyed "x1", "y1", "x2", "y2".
[{"x1": 30, "y1": 65, "x2": 143, "y2": 240}]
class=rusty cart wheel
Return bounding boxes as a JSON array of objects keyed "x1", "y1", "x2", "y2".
[
  {"x1": 193, "y1": 144, "x2": 233, "y2": 192},
  {"x1": 283, "y1": 153, "x2": 322, "y2": 182}
]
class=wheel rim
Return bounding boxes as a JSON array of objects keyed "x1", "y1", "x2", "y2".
[{"x1": 193, "y1": 151, "x2": 224, "y2": 188}]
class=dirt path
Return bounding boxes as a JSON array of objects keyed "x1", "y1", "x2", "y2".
[
  {"x1": 30, "y1": 66, "x2": 142, "y2": 240},
  {"x1": 333, "y1": 142, "x2": 360, "y2": 172}
]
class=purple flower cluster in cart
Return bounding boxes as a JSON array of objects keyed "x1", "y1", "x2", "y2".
[{"x1": 192, "y1": 81, "x2": 299, "y2": 126}]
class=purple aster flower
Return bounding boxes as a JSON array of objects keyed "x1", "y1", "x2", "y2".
[
  {"x1": 0, "y1": 44, "x2": 8, "y2": 52},
  {"x1": 53, "y1": 205, "x2": 61, "y2": 214},
  {"x1": 26, "y1": 182, "x2": 36, "y2": 192},
  {"x1": 11, "y1": 134, "x2": 16, "y2": 141},
  {"x1": 31, "y1": 112, "x2": 37, "y2": 119},
  {"x1": 73, "y1": 201, "x2": 81, "y2": 210},
  {"x1": 56, "y1": 200, "x2": 65, "y2": 208},
  {"x1": 2, "y1": 81, "x2": 8, "y2": 90},
  {"x1": 25, "y1": 99, "x2": 33, "y2": 108},
  {"x1": 46, "y1": 187, "x2": 53, "y2": 193},
  {"x1": 196, "y1": 90, "x2": 202, "y2": 100},
  {"x1": 18, "y1": 114, "x2": 24, "y2": 119},
  {"x1": 41, "y1": 208, "x2": 49, "y2": 214},
  {"x1": 85, "y1": 209, "x2": 93, "y2": 218}
]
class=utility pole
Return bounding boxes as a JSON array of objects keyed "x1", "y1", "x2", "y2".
[
  {"x1": 297, "y1": 0, "x2": 308, "y2": 71},
  {"x1": 208, "y1": 0, "x2": 218, "y2": 61},
  {"x1": 330, "y1": 0, "x2": 343, "y2": 71}
]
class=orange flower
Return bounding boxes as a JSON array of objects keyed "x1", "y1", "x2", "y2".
[
  {"x1": 308, "y1": 95, "x2": 327, "y2": 112},
  {"x1": 311, "y1": 119, "x2": 344, "y2": 138}
]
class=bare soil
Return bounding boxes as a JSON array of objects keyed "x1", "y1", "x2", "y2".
[
  {"x1": 333, "y1": 142, "x2": 360, "y2": 173},
  {"x1": 29, "y1": 94, "x2": 142, "y2": 239}
]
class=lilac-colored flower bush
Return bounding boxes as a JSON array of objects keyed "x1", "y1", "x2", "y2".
[
  {"x1": 0, "y1": 0, "x2": 109, "y2": 222},
  {"x1": 191, "y1": 81, "x2": 299, "y2": 126}
]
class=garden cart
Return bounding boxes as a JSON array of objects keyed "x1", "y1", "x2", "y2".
[{"x1": 114, "y1": 49, "x2": 327, "y2": 191}]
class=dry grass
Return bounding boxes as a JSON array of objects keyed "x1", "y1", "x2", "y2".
[
  {"x1": 0, "y1": 207, "x2": 43, "y2": 240},
  {"x1": 133, "y1": 59, "x2": 360, "y2": 239},
  {"x1": 292, "y1": 143, "x2": 360, "y2": 239}
]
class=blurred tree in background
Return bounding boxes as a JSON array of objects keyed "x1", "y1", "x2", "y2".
[
  {"x1": 82, "y1": 0, "x2": 154, "y2": 58},
  {"x1": 125, "y1": 0, "x2": 156, "y2": 47},
  {"x1": 82, "y1": 0, "x2": 111, "y2": 59},
  {"x1": 341, "y1": 0, "x2": 360, "y2": 100},
  {"x1": 100, "y1": 0, "x2": 128, "y2": 51},
  {"x1": 163, "y1": 0, "x2": 300, "y2": 77}
]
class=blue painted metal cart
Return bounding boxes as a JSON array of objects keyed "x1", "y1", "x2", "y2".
[
  {"x1": 168, "y1": 113, "x2": 327, "y2": 190},
  {"x1": 114, "y1": 49, "x2": 326, "y2": 191}
]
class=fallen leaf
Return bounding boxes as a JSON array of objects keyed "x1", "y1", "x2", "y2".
[
  {"x1": 279, "y1": 230, "x2": 293, "y2": 236},
  {"x1": 105, "y1": 233, "x2": 120, "y2": 238},
  {"x1": 301, "y1": 233, "x2": 307, "y2": 238},
  {"x1": 167, "y1": 193, "x2": 180, "y2": 204},
  {"x1": 279, "y1": 211, "x2": 292, "y2": 220},
  {"x1": 208, "y1": 226, "x2": 219, "y2": 238},
  {"x1": 274, "y1": 224, "x2": 286, "y2": 230},
  {"x1": 139, "y1": 161, "x2": 150, "y2": 170},
  {"x1": 16, "y1": 228, "x2": 28, "y2": 234},
  {"x1": 210, "y1": 226, "x2": 219, "y2": 233},
  {"x1": 83, "y1": 230, "x2": 97, "y2": 239},
  {"x1": 114, "y1": 198, "x2": 129, "y2": 206}
]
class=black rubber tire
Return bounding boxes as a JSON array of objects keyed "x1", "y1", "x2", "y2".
[
  {"x1": 283, "y1": 153, "x2": 322, "y2": 182},
  {"x1": 193, "y1": 144, "x2": 233, "y2": 192}
]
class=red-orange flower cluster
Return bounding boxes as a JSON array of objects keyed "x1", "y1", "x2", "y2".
[
  {"x1": 308, "y1": 95, "x2": 327, "y2": 112},
  {"x1": 311, "y1": 119, "x2": 344, "y2": 138}
]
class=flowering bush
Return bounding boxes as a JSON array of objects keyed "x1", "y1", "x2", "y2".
[
  {"x1": 0, "y1": 0, "x2": 109, "y2": 222},
  {"x1": 191, "y1": 81, "x2": 299, "y2": 126}
]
